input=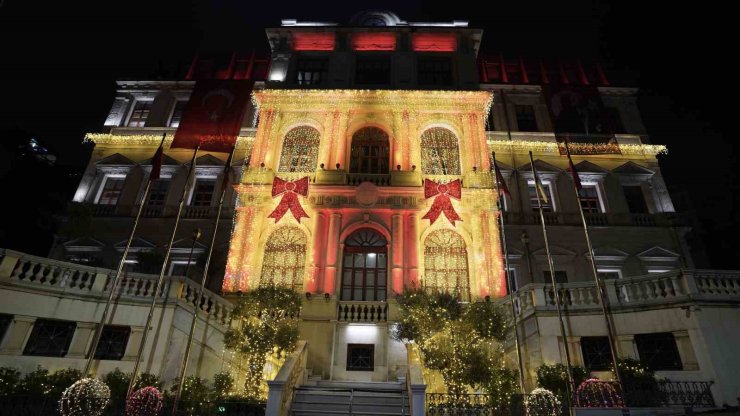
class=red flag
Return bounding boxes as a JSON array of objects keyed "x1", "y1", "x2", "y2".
[
  {"x1": 564, "y1": 139, "x2": 582, "y2": 190},
  {"x1": 171, "y1": 80, "x2": 252, "y2": 153},
  {"x1": 491, "y1": 154, "x2": 510, "y2": 196},
  {"x1": 149, "y1": 138, "x2": 165, "y2": 181}
]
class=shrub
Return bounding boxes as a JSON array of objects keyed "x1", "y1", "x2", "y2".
[
  {"x1": 536, "y1": 363, "x2": 589, "y2": 402},
  {"x1": 0, "y1": 367, "x2": 22, "y2": 397}
]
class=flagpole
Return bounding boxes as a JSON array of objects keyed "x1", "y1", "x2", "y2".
[
  {"x1": 172, "y1": 146, "x2": 235, "y2": 415},
  {"x1": 563, "y1": 140, "x2": 624, "y2": 392},
  {"x1": 492, "y1": 151, "x2": 526, "y2": 394},
  {"x1": 127, "y1": 145, "x2": 200, "y2": 398},
  {"x1": 83, "y1": 133, "x2": 166, "y2": 377},
  {"x1": 528, "y1": 150, "x2": 575, "y2": 407}
]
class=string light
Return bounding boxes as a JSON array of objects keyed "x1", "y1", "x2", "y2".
[
  {"x1": 574, "y1": 378, "x2": 624, "y2": 408},
  {"x1": 488, "y1": 139, "x2": 667, "y2": 156},
  {"x1": 125, "y1": 386, "x2": 163, "y2": 416},
  {"x1": 85, "y1": 133, "x2": 255, "y2": 151},
  {"x1": 59, "y1": 378, "x2": 110, "y2": 416},
  {"x1": 526, "y1": 388, "x2": 561, "y2": 416}
]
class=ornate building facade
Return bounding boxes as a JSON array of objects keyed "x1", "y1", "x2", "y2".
[{"x1": 1, "y1": 10, "x2": 739, "y2": 412}]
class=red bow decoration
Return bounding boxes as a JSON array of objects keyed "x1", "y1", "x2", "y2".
[
  {"x1": 268, "y1": 177, "x2": 310, "y2": 222},
  {"x1": 422, "y1": 179, "x2": 462, "y2": 226}
]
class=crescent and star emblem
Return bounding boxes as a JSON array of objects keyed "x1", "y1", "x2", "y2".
[{"x1": 202, "y1": 89, "x2": 235, "y2": 121}]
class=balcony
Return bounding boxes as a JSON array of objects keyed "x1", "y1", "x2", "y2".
[
  {"x1": 505, "y1": 269, "x2": 740, "y2": 318},
  {"x1": 82, "y1": 203, "x2": 231, "y2": 220},
  {"x1": 503, "y1": 211, "x2": 685, "y2": 227},
  {"x1": 337, "y1": 301, "x2": 388, "y2": 323}
]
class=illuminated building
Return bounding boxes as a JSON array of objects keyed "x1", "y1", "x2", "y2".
[{"x1": 1, "y1": 10, "x2": 739, "y2": 412}]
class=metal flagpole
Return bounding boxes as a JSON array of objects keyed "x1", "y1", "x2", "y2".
[
  {"x1": 528, "y1": 150, "x2": 576, "y2": 407},
  {"x1": 563, "y1": 140, "x2": 624, "y2": 392},
  {"x1": 171, "y1": 227, "x2": 202, "y2": 415},
  {"x1": 127, "y1": 145, "x2": 200, "y2": 398},
  {"x1": 172, "y1": 146, "x2": 236, "y2": 415},
  {"x1": 84, "y1": 133, "x2": 166, "y2": 377},
  {"x1": 492, "y1": 151, "x2": 526, "y2": 394}
]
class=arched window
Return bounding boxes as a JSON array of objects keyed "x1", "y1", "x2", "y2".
[
  {"x1": 278, "y1": 126, "x2": 320, "y2": 172},
  {"x1": 423, "y1": 229, "x2": 470, "y2": 301},
  {"x1": 349, "y1": 127, "x2": 390, "y2": 174},
  {"x1": 341, "y1": 228, "x2": 388, "y2": 301},
  {"x1": 420, "y1": 127, "x2": 461, "y2": 175},
  {"x1": 259, "y1": 226, "x2": 307, "y2": 291}
]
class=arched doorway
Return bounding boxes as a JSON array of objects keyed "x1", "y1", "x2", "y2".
[
  {"x1": 341, "y1": 228, "x2": 388, "y2": 301},
  {"x1": 423, "y1": 229, "x2": 471, "y2": 301},
  {"x1": 349, "y1": 127, "x2": 390, "y2": 174}
]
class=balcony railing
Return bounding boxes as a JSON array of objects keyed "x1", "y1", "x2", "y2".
[
  {"x1": 348, "y1": 173, "x2": 391, "y2": 186},
  {"x1": 83, "y1": 203, "x2": 232, "y2": 219},
  {"x1": 0, "y1": 249, "x2": 233, "y2": 327},
  {"x1": 337, "y1": 301, "x2": 388, "y2": 323},
  {"x1": 502, "y1": 269, "x2": 740, "y2": 319},
  {"x1": 503, "y1": 211, "x2": 683, "y2": 227}
]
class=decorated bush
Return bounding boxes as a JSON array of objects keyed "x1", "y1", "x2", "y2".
[
  {"x1": 526, "y1": 388, "x2": 561, "y2": 416},
  {"x1": 59, "y1": 378, "x2": 110, "y2": 416},
  {"x1": 224, "y1": 285, "x2": 302, "y2": 399},
  {"x1": 125, "y1": 386, "x2": 164, "y2": 416}
]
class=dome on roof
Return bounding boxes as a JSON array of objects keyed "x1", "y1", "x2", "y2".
[{"x1": 349, "y1": 10, "x2": 404, "y2": 27}]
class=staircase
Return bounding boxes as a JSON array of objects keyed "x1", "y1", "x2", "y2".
[{"x1": 290, "y1": 381, "x2": 410, "y2": 416}]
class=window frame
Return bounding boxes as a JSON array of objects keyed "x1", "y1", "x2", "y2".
[
  {"x1": 580, "y1": 336, "x2": 612, "y2": 371},
  {"x1": 420, "y1": 127, "x2": 462, "y2": 175},
  {"x1": 527, "y1": 180, "x2": 556, "y2": 212},
  {"x1": 294, "y1": 57, "x2": 330, "y2": 86},
  {"x1": 188, "y1": 176, "x2": 217, "y2": 207},
  {"x1": 417, "y1": 55, "x2": 453, "y2": 87},
  {"x1": 93, "y1": 325, "x2": 131, "y2": 361},
  {"x1": 23, "y1": 319, "x2": 77, "y2": 357},
  {"x1": 168, "y1": 100, "x2": 188, "y2": 128},
  {"x1": 514, "y1": 104, "x2": 538, "y2": 132},
  {"x1": 95, "y1": 174, "x2": 127, "y2": 205},
  {"x1": 127, "y1": 100, "x2": 153, "y2": 128},
  {"x1": 635, "y1": 332, "x2": 683, "y2": 371},
  {"x1": 543, "y1": 270, "x2": 568, "y2": 284},
  {"x1": 579, "y1": 183, "x2": 606, "y2": 214},
  {"x1": 354, "y1": 55, "x2": 391, "y2": 86},
  {"x1": 346, "y1": 343, "x2": 375, "y2": 372}
]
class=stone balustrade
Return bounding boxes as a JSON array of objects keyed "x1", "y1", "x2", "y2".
[
  {"x1": 337, "y1": 301, "x2": 388, "y2": 323},
  {"x1": 0, "y1": 249, "x2": 233, "y2": 328},
  {"x1": 499, "y1": 269, "x2": 740, "y2": 318}
]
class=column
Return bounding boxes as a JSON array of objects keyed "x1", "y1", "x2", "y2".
[
  {"x1": 323, "y1": 212, "x2": 342, "y2": 295},
  {"x1": 405, "y1": 213, "x2": 419, "y2": 288},
  {"x1": 333, "y1": 112, "x2": 350, "y2": 169},
  {"x1": 391, "y1": 213, "x2": 405, "y2": 295},
  {"x1": 67, "y1": 322, "x2": 96, "y2": 359},
  {"x1": 0, "y1": 316, "x2": 34, "y2": 355},
  {"x1": 309, "y1": 211, "x2": 328, "y2": 293}
]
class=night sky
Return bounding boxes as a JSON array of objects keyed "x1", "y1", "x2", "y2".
[{"x1": 1, "y1": 1, "x2": 737, "y2": 267}]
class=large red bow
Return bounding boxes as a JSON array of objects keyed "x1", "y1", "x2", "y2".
[
  {"x1": 422, "y1": 179, "x2": 462, "y2": 226},
  {"x1": 268, "y1": 177, "x2": 310, "y2": 222}
]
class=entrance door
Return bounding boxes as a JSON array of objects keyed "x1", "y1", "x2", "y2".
[{"x1": 341, "y1": 229, "x2": 387, "y2": 301}]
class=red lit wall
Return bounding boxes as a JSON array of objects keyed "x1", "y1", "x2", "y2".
[
  {"x1": 412, "y1": 33, "x2": 457, "y2": 52},
  {"x1": 351, "y1": 33, "x2": 397, "y2": 51},
  {"x1": 293, "y1": 33, "x2": 336, "y2": 51}
]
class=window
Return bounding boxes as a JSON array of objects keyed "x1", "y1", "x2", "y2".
[
  {"x1": 94, "y1": 326, "x2": 130, "y2": 360},
  {"x1": 424, "y1": 230, "x2": 470, "y2": 301},
  {"x1": 260, "y1": 227, "x2": 307, "y2": 291},
  {"x1": 635, "y1": 333, "x2": 683, "y2": 370},
  {"x1": 581, "y1": 336, "x2": 612, "y2": 371},
  {"x1": 169, "y1": 260, "x2": 195, "y2": 277},
  {"x1": 147, "y1": 179, "x2": 170, "y2": 206},
  {"x1": 0, "y1": 314, "x2": 11, "y2": 344},
  {"x1": 23, "y1": 319, "x2": 76, "y2": 357},
  {"x1": 604, "y1": 107, "x2": 625, "y2": 134},
  {"x1": 349, "y1": 127, "x2": 390, "y2": 174},
  {"x1": 418, "y1": 57, "x2": 452, "y2": 86},
  {"x1": 420, "y1": 127, "x2": 461, "y2": 175},
  {"x1": 66, "y1": 253, "x2": 101, "y2": 266},
  {"x1": 98, "y1": 176, "x2": 125, "y2": 205},
  {"x1": 597, "y1": 269, "x2": 622, "y2": 280},
  {"x1": 579, "y1": 185, "x2": 602, "y2": 214},
  {"x1": 623, "y1": 185, "x2": 648, "y2": 214},
  {"x1": 543, "y1": 270, "x2": 568, "y2": 284},
  {"x1": 278, "y1": 126, "x2": 320, "y2": 173},
  {"x1": 127, "y1": 100, "x2": 152, "y2": 127},
  {"x1": 295, "y1": 58, "x2": 329, "y2": 85},
  {"x1": 355, "y1": 56, "x2": 391, "y2": 85},
  {"x1": 169, "y1": 101, "x2": 188, "y2": 128},
  {"x1": 515, "y1": 105, "x2": 538, "y2": 132},
  {"x1": 347, "y1": 344, "x2": 374, "y2": 371},
  {"x1": 341, "y1": 229, "x2": 387, "y2": 301},
  {"x1": 190, "y1": 178, "x2": 215, "y2": 207},
  {"x1": 505, "y1": 268, "x2": 518, "y2": 295},
  {"x1": 528, "y1": 181, "x2": 554, "y2": 212}
]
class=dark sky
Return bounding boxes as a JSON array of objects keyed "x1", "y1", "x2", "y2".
[{"x1": 0, "y1": 1, "x2": 737, "y2": 267}]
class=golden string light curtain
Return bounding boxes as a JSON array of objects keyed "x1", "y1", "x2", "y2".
[
  {"x1": 423, "y1": 229, "x2": 471, "y2": 301},
  {"x1": 259, "y1": 226, "x2": 307, "y2": 290},
  {"x1": 278, "y1": 126, "x2": 320, "y2": 173},
  {"x1": 420, "y1": 127, "x2": 461, "y2": 175}
]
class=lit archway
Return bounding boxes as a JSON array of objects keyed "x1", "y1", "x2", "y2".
[
  {"x1": 423, "y1": 229, "x2": 470, "y2": 301},
  {"x1": 420, "y1": 127, "x2": 461, "y2": 175},
  {"x1": 278, "y1": 126, "x2": 320, "y2": 173},
  {"x1": 259, "y1": 226, "x2": 307, "y2": 291},
  {"x1": 341, "y1": 228, "x2": 388, "y2": 301},
  {"x1": 349, "y1": 127, "x2": 390, "y2": 174}
]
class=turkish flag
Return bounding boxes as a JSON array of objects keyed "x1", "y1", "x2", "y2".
[{"x1": 171, "y1": 80, "x2": 252, "y2": 153}]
